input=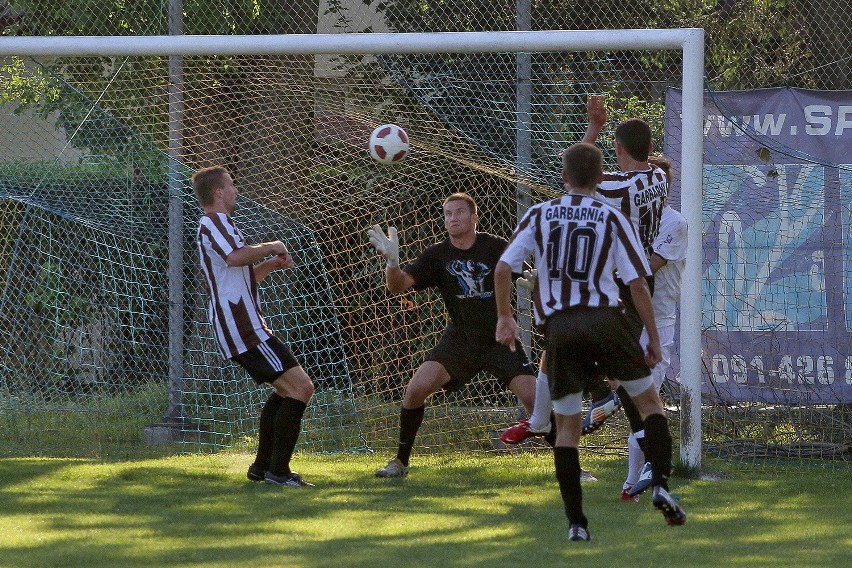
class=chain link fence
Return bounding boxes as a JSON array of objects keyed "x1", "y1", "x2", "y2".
[
  {"x1": 1, "y1": 1, "x2": 850, "y2": 464},
  {"x1": 2, "y1": 0, "x2": 849, "y2": 90}
]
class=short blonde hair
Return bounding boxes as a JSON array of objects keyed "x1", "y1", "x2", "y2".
[
  {"x1": 561, "y1": 143, "x2": 603, "y2": 189},
  {"x1": 443, "y1": 192, "x2": 477, "y2": 215},
  {"x1": 191, "y1": 166, "x2": 230, "y2": 206}
]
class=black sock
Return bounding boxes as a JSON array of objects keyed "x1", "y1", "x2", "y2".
[
  {"x1": 544, "y1": 412, "x2": 557, "y2": 447},
  {"x1": 643, "y1": 413, "x2": 673, "y2": 489},
  {"x1": 254, "y1": 393, "x2": 284, "y2": 470},
  {"x1": 634, "y1": 429, "x2": 648, "y2": 454},
  {"x1": 269, "y1": 397, "x2": 307, "y2": 476},
  {"x1": 616, "y1": 386, "x2": 644, "y2": 434},
  {"x1": 554, "y1": 446, "x2": 587, "y2": 527},
  {"x1": 396, "y1": 405, "x2": 425, "y2": 466}
]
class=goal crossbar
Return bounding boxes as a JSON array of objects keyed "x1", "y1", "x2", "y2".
[{"x1": 1, "y1": 29, "x2": 702, "y2": 56}]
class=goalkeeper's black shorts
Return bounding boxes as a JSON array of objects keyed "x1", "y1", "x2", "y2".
[{"x1": 426, "y1": 327, "x2": 535, "y2": 392}]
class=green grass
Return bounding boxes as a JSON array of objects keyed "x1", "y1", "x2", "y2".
[{"x1": 1, "y1": 452, "x2": 849, "y2": 568}]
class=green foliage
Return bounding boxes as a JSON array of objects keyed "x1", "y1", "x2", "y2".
[
  {"x1": 0, "y1": 57, "x2": 58, "y2": 105},
  {"x1": 372, "y1": 0, "x2": 819, "y2": 91},
  {"x1": 2, "y1": 54, "x2": 169, "y2": 175},
  {"x1": 604, "y1": 93, "x2": 667, "y2": 156},
  {"x1": 8, "y1": 0, "x2": 314, "y2": 36},
  {"x1": 699, "y1": 0, "x2": 808, "y2": 89},
  {"x1": 24, "y1": 260, "x2": 95, "y2": 327},
  {"x1": 4, "y1": 1, "x2": 319, "y2": 167}
]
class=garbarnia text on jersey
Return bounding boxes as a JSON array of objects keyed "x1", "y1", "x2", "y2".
[
  {"x1": 633, "y1": 183, "x2": 667, "y2": 207},
  {"x1": 544, "y1": 205, "x2": 605, "y2": 223}
]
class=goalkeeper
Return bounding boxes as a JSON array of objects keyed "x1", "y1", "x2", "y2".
[{"x1": 367, "y1": 192, "x2": 541, "y2": 478}]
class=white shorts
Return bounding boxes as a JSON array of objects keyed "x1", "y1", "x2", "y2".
[{"x1": 641, "y1": 323, "x2": 674, "y2": 391}]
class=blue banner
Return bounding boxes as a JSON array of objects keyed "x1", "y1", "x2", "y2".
[{"x1": 665, "y1": 88, "x2": 852, "y2": 404}]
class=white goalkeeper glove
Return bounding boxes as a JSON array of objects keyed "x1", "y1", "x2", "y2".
[
  {"x1": 367, "y1": 224, "x2": 400, "y2": 267},
  {"x1": 516, "y1": 268, "x2": 538, "y2": 291}
]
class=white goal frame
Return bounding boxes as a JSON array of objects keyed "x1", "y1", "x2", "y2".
[{"x1": 0, "y1": 29, "x2": 705, "y2": 469}]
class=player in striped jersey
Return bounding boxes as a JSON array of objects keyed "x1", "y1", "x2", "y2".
[
  {"x1": 501, "y1": 97, "x2": 667, "y2": 445},
  {"x1": 583, "y1": 95, "x2": 667, "y2": 258},
  {"x1": 194, "y1": 165, "x2": 315, "y2": 488},
  {"x1": 495, "y1": 143, "x2": 686, "y2": 540},
  {"x1": 582, "y1": 95, "x2": 673, "y2": 454}
]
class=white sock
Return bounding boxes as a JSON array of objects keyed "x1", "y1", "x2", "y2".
[
  {"x1": 625, "y1": 431, "x2": 646, "y2": 488},
  {"x1": 527, "y1": 370, "x2": 552, "y2": 432}
]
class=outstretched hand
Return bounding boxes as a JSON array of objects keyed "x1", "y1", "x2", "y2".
[
  {"x1": 367, "y1": 224, "x2": 400, "y2": 267},
  {"x1": 587, "y1": 94, "x2": 606, "y2": 127}
]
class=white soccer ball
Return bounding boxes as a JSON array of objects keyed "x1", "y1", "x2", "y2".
[{"x1": 369, "y1": 124, "x2": 410, "y2": 165}]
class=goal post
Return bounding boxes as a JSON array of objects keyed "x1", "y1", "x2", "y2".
[{"x1": 0, "y1": 29, "x2": 704, "y2": 467}]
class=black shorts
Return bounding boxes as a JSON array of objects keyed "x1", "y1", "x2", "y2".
[
  {"x1": 231, "y1": 336, "x2": 300, "y2": 385},
  {"x1": 426, "y1": 328, "x2": 535, "y2": 392},
  {"x1": 544, "y1": 306, "x2": 650, "y2": 400}
]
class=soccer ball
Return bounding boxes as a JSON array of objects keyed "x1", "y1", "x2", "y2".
[{"x1": 369, "y1": 124, "x2": 409, "y2": 164}]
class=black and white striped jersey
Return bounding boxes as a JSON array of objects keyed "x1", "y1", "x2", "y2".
[
  {"x1": 596, "y1": 166, "x2": 668, "y2": 258},
  {"x1": 501, "y1": 193, "x2": 651, "y2": 325},
  {"x1": 197, "y1": 212, "x2": 273, "y2": 358}
]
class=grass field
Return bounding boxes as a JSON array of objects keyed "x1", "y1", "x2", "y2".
[{"x1": 1, "y1": 451, "x2": 849, "y2": 568}]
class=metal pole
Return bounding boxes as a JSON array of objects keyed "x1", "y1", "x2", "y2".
[
  {"x1": 165, "y1": 0, "x2": 185, "y2": 423},
  {"x1": 515, "y1": 0, "x2": 533, "y2": 361},
  {"x1": 678, "y1": 28, "x2": 705, "y2": 471},
  {"x1": 0, "y1": 29, "x2": 702, "y2": 56},
  {"x1": 512, "y1": 0, "x2": 534, "y2": 417}
]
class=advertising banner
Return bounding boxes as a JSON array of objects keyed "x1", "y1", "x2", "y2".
[{"x1": 665, "y1": 88, "x2": 852, "y2": 403}]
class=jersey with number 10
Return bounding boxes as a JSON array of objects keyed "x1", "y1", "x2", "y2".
[
  {"x1": 596, "y1": 166, "x2": 667, "y2": 259},
  {"x1": 501, "y1": 193, "x2": 651, "y2": 326}
]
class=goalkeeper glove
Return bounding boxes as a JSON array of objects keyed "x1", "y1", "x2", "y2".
[
  {"x1": 367, "y1": 224, "x2": 400, "y2": 267},
  {"x1": 516, "y1": 268, "x2": 537, "y2": 291}
]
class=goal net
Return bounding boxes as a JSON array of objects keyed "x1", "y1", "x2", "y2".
[{"x1": 0, "y1": 31, "x2": 707, "y2": 460}]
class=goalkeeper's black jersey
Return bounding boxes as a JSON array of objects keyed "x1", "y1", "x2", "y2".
[{"x1": 404, "y1": 232, "x2": 508, "y2": 346}]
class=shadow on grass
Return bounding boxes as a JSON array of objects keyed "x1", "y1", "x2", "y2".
[{"x1": 0, "y1": 454, "x2": 850, "y2": 567}]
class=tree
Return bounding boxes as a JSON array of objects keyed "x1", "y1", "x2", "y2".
[
  {"x1": 3, "y1": 1, "x2": 320, "y2": 188},
  {"x1": 795, "y1": 0, "x2": 851, "y2": 89}
]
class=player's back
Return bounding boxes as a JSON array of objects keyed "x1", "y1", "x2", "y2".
[
  {"x1": 596, "y1": 166, "x2": 667, "y2": 257},
  {"x1": 502, "y1": 193, "x2": 650, "y2": 324}
]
